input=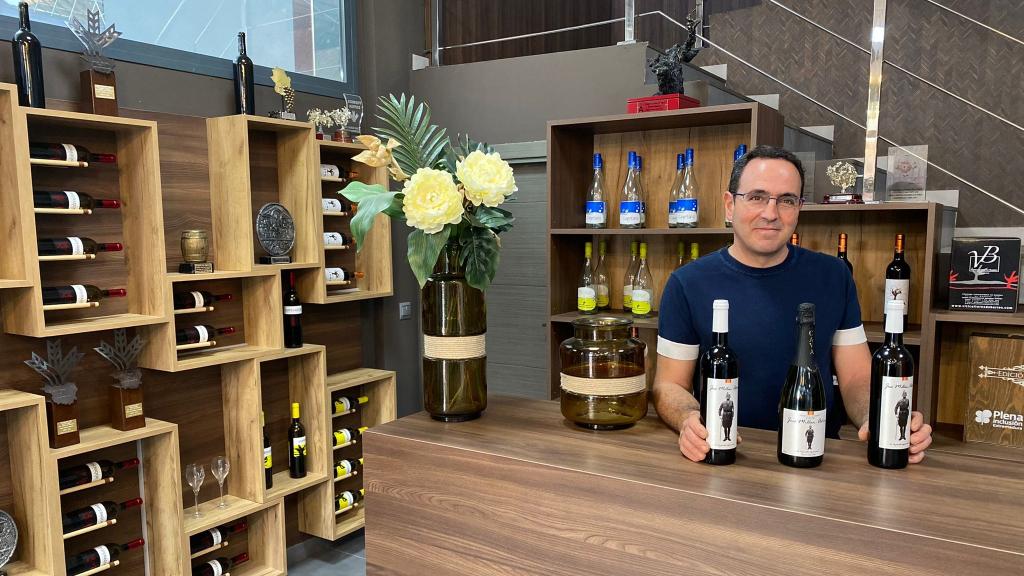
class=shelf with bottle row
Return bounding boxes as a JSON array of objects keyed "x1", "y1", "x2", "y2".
[
  {"x1": 183, "y1": 499, "x2": 287, "y2": 576},
  {"x1": 298, "y1": 367, "x2": 395, "y2": 541},
  {"x1": 931, "y1": 309, "x2": 1024, "y2": 326},
  {"x1": 552, "y1": 227, "x2": 735, "y2": 236}
]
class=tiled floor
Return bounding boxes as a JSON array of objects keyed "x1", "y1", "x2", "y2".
[{"x1": 288, "y1": 530, "x2": 366, "y2": 576}]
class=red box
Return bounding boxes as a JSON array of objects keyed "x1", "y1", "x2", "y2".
[{"x1": 627, "y1": 93, "x2": 701, "y2": 114}]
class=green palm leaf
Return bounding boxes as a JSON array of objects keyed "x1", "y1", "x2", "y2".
[{"x1": 373, "y1": 94, "x2": 451, "y2": 176}]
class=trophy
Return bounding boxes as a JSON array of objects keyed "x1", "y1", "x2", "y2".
[
  {"x1": 95, "y1": 329, "x2": 146, "y2": 431},
  {"x1": 24, "y1": 340, "x2": 84, "y2": 448},
  {"x1": 342, "y1": 93, "x2": 363, "y2": 140},
  {"x1": 823, "y1": 161, "x2": 863, "y2": 204},
  {"x1": 269, "y1": 67, "x2": 296, "y2": 121},
  {"x1": 0, "y1": 510, "x2": 16, "y2": 576},
  {"x1": 256, "y1": 203, "x2": 295, "y2": 264},
  {"x1": 68, "y1": 8, "x2": 122, "y2": 116},
  {"x1": 179, "y1": 230, "x2": 214, "y2": 274}
]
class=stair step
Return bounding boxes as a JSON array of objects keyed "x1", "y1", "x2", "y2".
[
  {"x1": 800, "y1": 125, "x2": 835, "y2": 142},
  {"x1": 699, "y1": 64, "x2": 727, "y2": 82},
  {"x1": 749, "y1": 94, "x2": 780, "y2": 110}
]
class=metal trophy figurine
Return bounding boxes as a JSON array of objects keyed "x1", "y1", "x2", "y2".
[
  {"x1": 24, "y1": 340, "x2": 84, "y2": 448},
  {"x1": 256, "y1": 203, "x2": 296, "y2": 264},
  {"x1": 823, "y1": 161, "x2": 863, "y2": 204},
  {"x1": 95, "y1": 329, "x2": 147, "y2": 431},
  {"x1": 68, "y1": 8, "x2": 122, "y2": 115}
]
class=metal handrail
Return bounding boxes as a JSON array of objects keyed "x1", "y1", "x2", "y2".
[
  {"x1": 438, "y1": 11, "x2": 660, "y2": 52},
  {"x1": 923, "y1": 0, "x2": 1024, "y2": 47}
]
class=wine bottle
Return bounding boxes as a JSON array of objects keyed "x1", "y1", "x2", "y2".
[
  {"x1": 699, "y1": 300, "x2": 739, "y2": 465},
  {"x1": 37, "y1": 237, "x2": 122, "y2": 257},
  {"x1": 325, "y1": 267, "x2": 364, "y2": 282},
  {"x1": 289, "y1": 402, "x2": 307, "y2": 478},
  {"x1": 594, "y1": 240, "x2": 610, "y2": 311},
  {"x1": 679, "y1": 148, "x2": 699, "y2": 228},
  {"x1": 585, "y1": 153, "x2": 607, "y2": 229},
  {"x1": 689, "y1": 242, "x2": 700, "y2": 263},
  {"x1": 726, "y1": 144, "x2": 747, "y2": 228},
  {"x1": 30, "y1": 143, "x2": 116, "y2": 164},
  {"x1": 622, "y1": 241, "x2": 639, "y2": 313},
  {"x1": 58, "y1": 458, "x2": 139, "y2": 491},
  {"x1": 62, "y1": 498, "x2": 143, "y2": 534},
  {"x1": 778, "y1": 303, "x2": 827, "y2": 468},
  {"x1": 41, "y1": 285, "x2": 125, "y2": 306},
  {"x1": 233, "y1": 32, "x2": 255, "y2": 115},
  {"x1": 193, "y1": 553, "x2": 249, "y2": 576},
  {"x1": 188, "y1": 521, "x2": 247, "y2": 555},
  {"x1": 636, "y1": 155, "x2": 647, "y2": 227},
  {"x1": 333, "y1": 426, "x2": 368, "y2": 447},
  {"x1": 675, "y1": 240, "x2": 686, "y2": 269},
  {"x1": 668, "y1": 153, "x2": 685, "y2": 229},
  {"x1": 631, "y1": 242, "x2": 653, "y2": 318},
  {"x1": 12, "y1": 2, "x2": 45, "y2": 108},
  {"x1": 619, "y1": 151, "x2": 642, "y2": 229},
  {"x1": 175, "y1": 325, "x2": 235, "y2": 345},
  {"x1": 173, "y1": 291, "x2": 232, "y2": 310},
  {"x1": 791, "y1": 233, "x2": 800, "y2": 246},
  {"x1": 335, "y1": 457, "x2": 364, "y2": 479},
  {"x1": 333, "y1": 395, "x2": 369, "y2": 415},
  {"x1": 837, "y1": 232, "x2": 853, "y2": 272},
  {"x1": 336, "y1": 488, "x2": 365, "y2": 513},
  {"x1": 283, "y1": 271, "x2": 303, "y2": 348},
  {"x1": 66, "y1": 539, "x2": 144, "y2": 575},
  {"x1": 262, "y1": 411, "x2": 273, "y2": 489},
  {"x1": 34, "y1": 191, "x2": 120, "y2": 211},
  {"x1": 323, "y1": 231, "x2": 351, "y2": 246},
  {"x1": 577, "y1": 241, "x2": 596, "y2": 314},
  {"x1": 884, "y1": 233, "x2": 911, "y2": 326},
  {"x1": 868, "y1": 299, "x2": 915, "y2": 469}
]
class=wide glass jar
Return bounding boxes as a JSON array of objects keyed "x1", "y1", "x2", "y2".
[{"x1": 559, "y1": 317, "x2": 647, "y2": 430}]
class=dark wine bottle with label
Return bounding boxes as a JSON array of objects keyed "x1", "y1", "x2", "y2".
[
  {"x1": 333, "y1": 426, "x2": 368, "y2": 447},
  {"x1": 175, "y1": 325, "x2": 235, "y2": 345},
  {"x1": 283, "y1": 271, "x2": 303, "y2": 348},
  {"x1": 38, "y1": 237, "x2": 122, "y2": 257},
  {"x1": 868, "y1": 299, "x2": 915, "y2": 469},
  {"x1": 188, "y1": 521, "x2": 247, "y2": 555},
  {"x1": 334, "y1": 457, "x2": 364, "y2": 480},
  {"x1": 173, "y1": 291, "x2": 232, "y2": 310},
  {"x1": 62, "y1": 498, "x2": 143, "y2": 533},
  {"x1": 778, "y1": 303, "x2": 827, "y2": 468},
  {"x1": 333, "y1": 395, "x2": 368, "y2": 415},
  {"x1": 66, "y1": 539, "x2": 144, "y2": 575},
  {"x1": 699, "y1": 299, "x2": 738, "y2": 465},
  {"x1": 30, "y1": 143, "x2": 116, "y2": 164},
  {"x1": 262, "y1": 411, "x2": 273, "y2": 489},
  {"x1": 233, "y1": 32, "x2": 255, "y2": 115},
  {"x1": 12, "y1": 2, "x2": 45, "y2": 108},
  {"x1": 193, "y1": 552, "x2": 249, "y2": 576},
  {"x1": 884, "y1": 233, "x2": 911, "y2": 327},
  {"x1": 837, "y1": 232, "x2": 852, "y2": 272},
  {"x1": 336, "y1": 488, "x2": 365, "y2": 513},
  {"x1": 34, "y1": 191, "x2": 120, "y2": 210},
  {"x1": 41, "y1": 285, "x2": 125, "y2": 306},
  {"x1": 288, "y1": 402, "x2": 307, "y2": 478},
  {"x1": 58, "y1": 458, "x2": 139, "y2": 491}
]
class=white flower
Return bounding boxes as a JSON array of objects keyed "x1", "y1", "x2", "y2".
[
  {"x1": 402, "y1": 168, "x2": 464, "y2": 234},
  {"x1": 457, "y1": 150, "x2": 517, "y2": 207}
]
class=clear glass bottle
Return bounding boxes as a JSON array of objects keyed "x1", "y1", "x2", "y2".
[
  {"x1": 622, "y1": 241, "x2": 639, "y2": 312},
  {"x1": 594, "y1": 240, "x2": 610, "y2": 311},
  {"x1": 585, "y1": 153, "x2": 606, "y2": 229},
  {"x1": 577, "y1": 241, "x2": 596, "y2": 314},
  {"x1": 631, "y1": 242, "x2": 654, "y2": 318},
  {"x1": 690, "y1": 241, "x2": 700, "y2": 263},
  {"x1": 560, "y1": 317, "x2": 648, "y2": 430},
  {"x1": 618, "y1": 151, "x2": 642, "y2": 229},
  {"x1": 637, "y1": 155, "x2": 647, "y2": 227},
  {"x1": 679, "y1": 148, "x2": 699, "y2": 228},
  {"x1": 668, "y1": 153, "x2": 685, "y2": 228},
  {"x1": 726, "y1": 144, "x2": 747, "y2": 228},
  {"x1": 676, "y1": 240, "x2": 686, "y2": 269}
]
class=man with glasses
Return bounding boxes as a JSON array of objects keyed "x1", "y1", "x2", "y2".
[{"x1": 653, "y1": 145, "x2": 932, "y2": 463}]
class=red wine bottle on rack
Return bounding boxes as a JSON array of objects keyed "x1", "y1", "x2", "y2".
[
  {"x1": 193, "y1": 552, "x2": 249, "y2": 576},
  {"x1": 335, "y1": 457, "x2": 363, "y2": 480},
  {"x1": 38, "y1": 237, "x2": 122, "y2": 257},
  {"x1": 66, "y1": 538, "x2": 144, "y2": 575},
  {"x1": 62, "y1": 497, "x2": 143, "y2": 533},
  {"x1": 289, "y1": 402, "x2": 307, "y2": 479},
  {"x1": 868, "y1": 299, "x2": 915, "y2": 469},
  {"x1": 58, "y1": 458, "x2": 139, "y2": 491},
  {"x1": 837, "y1": 232, "x2": 853, "y2": 272},
  {"x1": 283, "y1": 271, "x2": 303, "y2": 348},
  {"x1": 699, "y1": 300, "x2": 738, "y2": 466},
  {"x1": 175, "y1": 325, "x2": 235, "y2": 345},
  {"x1": 188, "y1": 520, "x2": 248, "y2": 555},
  {"x1": 333, "y1": 395, "x2": 368, "y2": 414},
  {"x1": 262, "y1": 410, "x2": 273, "y2": 489},
  {"x1": 173, "y1": 291, "x2": 232, "y2": 310},
  {"x1": 777, "y1": 303, "x2": 827, "y2": 468},
  {"x1": 336, "y1": 489, "x2": 365, "y2": 513},
  {"x1": 41, "y1": 285, "x2": 126, "y2": 306},
  {"x1": 30, "y1": 142, "x2": 116, "y2": 164},
  {"x1": 33, "y1": 191, "x2": 120, "y2": 210},
  {"x1": 884, "y1": 233, "x2": 911, "y2": 326}
]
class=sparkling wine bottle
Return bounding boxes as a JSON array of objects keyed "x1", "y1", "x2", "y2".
[
  {"x1": 334, "y1": 457, "x2": 364, "y2": 480},
  {"x1": 188, "y1": 521, "x2": 247, "y2": 555},
  {"x1": 700, "y1": 300, "x2": 738, "y2": 465},
  {"x1": 585, "y1": 153, "x2": 606, "y2": 229},
  {"x1": 233, "y1": 32, "x2": 255, "y2": 115},
  {"x1": 619, "y1": 151, "x2": 642, "y2": 229},
  {"x1": 837, "y1": 232, "x2": 853, "y2": 272},
  {"x1": 868, "y1": 300, "x2": 915, "y2": 469},
  {"x1": 192, "y1": 553, "x2": 249, "y2": 576},
  {"x1": 577, "y1": 242, "x2": 596, "y2": 314},
  {"x1": 262, "y1": 411, "x2": 273, "y2": 489},
  {"x1": 58, "y1": 458, "x2": 139, "y2": 491},
  {"x1": 173, "y1": 291, "x2": 232, "y2": 310},
  {"x1": 12, "y1": 2, "x2": 45, "y2": 108},
  {"x1": 30, "y1": 143, "x2": 116, "y2": 164},
  {"x1": 333, "y1": 395, "x2": 369, "y2": 415},
  {"x1": 41, "y1": 285, "x2": 126, "y2": 306},
  {"x1": 38, "y1": 237, "x2": 122, "y2": 257},
  {"x1": 333, "y1": 426, "x2": 368, "y2": 447},
  {"x1": 62, "y1": 498, "x2": 143, "y2": 534},
  {"x1": 175, "y1": 325, "x2": 235, "y2": 345},
  {"x1": 630, "y1": 242, "x2": 653, "y2": 318},
  {"x1": 283, "y1": 271, "x2": 303, "y2": 348},
  {"x1": 778, "y1": 303, "x2": 827, "y2": 468},
  {"x1": 622, "y1": 241, "x2": 638, "y2": 313},
  {"x1": 34, "y1": 191, "x2": 120, "y2": 211},
  {"x1": 594, "y1": 240, "x2": 610, "y2": 311},
  {"x1": 66, "y1": 539, "x2": 144, "y2": 575},
  {"x1": 884, "y1": 233, "x2": 911, "y2": 327},
  {"x1": 336, "y1": 488, "x2": 365, "y2": 513},
  {"x1": 289, "y1": 402, "x2": 307, "y2": 478}
]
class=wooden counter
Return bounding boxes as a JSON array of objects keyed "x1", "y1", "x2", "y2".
[{"x1": 363, "y1": 396, "x2": 1024, "y2": 575}]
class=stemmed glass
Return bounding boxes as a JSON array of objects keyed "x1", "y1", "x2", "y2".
[
  {"x1": 185, "y1": 463, "x2": 205, "y2": 519},
  {"x1": 212, "y1": 456, "x2": 231, "y2": 509}
]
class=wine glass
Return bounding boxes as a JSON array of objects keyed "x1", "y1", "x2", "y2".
[
  {"x1": 185, "y1": 463, "x2": 205, "y2": 519},
  {"x1": 212, "y1": 456, "x2": 230, "y2": 509}
]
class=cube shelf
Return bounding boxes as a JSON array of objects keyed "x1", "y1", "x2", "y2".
[
  {"x1": 185, "y1": 499, "x2": 287, "y2": 576},
  {"x1": 0, "y1": 84, "x2": 34, "y2": 291}
]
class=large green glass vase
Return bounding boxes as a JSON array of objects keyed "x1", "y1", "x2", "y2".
[{"x1": 421, "y1": 242, "x2": 487, "y2": 421}]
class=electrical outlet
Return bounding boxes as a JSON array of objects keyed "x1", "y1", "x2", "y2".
[{"x1": 399, "y1": 301, "x2": 412, "y2": 320}]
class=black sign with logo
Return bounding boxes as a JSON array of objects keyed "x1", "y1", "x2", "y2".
[{"x1": 949, "y1": 237, "x2": 1020, "y2": 313}]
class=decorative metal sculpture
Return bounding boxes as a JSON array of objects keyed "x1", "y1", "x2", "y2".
[
  {"x1": 0, "y1": 509, "x2": 17, "y2": 576},
  {"x1": 647, "y1": 11, "x2": 701, "y2": 96},
  {"x1": 68, "y1": 8, "x2": 121, "y2": 74},
  {"x1": 826, "y1": 162, "x2": 859, "y2": 195},
  {"x1": 95, "y1": 329, "x2": 145, "y2": 387},
  {"x1": 24, "y1": 340, "x2": 83, "y2": 406},
  {"x1": 256, "y1": 203, "x2": 296, "y2": 263}
]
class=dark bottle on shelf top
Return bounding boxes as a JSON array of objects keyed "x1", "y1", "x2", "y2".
[
  {"x1": 173, "y1": 291, "x2": 232, "y2": 310},
  {"x1": 175, "y1": 325, "x2": 235, "y2": 345},
  {"x1": 58, "y1": 457, "x2": 138, "y2": 491},
  {"x1": 868, "y1": 300, "x2": 915, "y2": 469},
  {"x1": 12, "y1": 2, "x2": 45, "y2": 108},
  {"x1": 262, "y1": 410, "x2": 273, "y2": 489},
  {"x1": 233, "y1": 32, "x2": 255, "y2": 115},
  {"x1": 289, "y1": 402, "x2": 307, "y2": 478},
  {"x1": 837, "y1": 232, "x2": 853, "y2": 272},
  {"x1": 777, "y1": 303, "x2": 827, "y2": 468},
  {"x1": 193, "y1": 552, "x2": 249, "y2": 576},
  {"x1": 66, "y1": 538, "x2": 144, "y2": 575},
  {"x1": 884, "y1": 233, "x2": 911, "y2": 327},
  {"x1": 188, "y1": 520, "x2": 248, "y2": 555},
  {"x1": 62, "y1": 497, "x2": 143, "y2": 534},
  {"x1": 34, "y1": 191, "x2": 120, "y2": 211},
  {"x1": 30, "y1": 143, "x2": 116, "y2": 164},
  {"x1": 41, "y1": 285, "x2": 126, "y2": 306},
  {"x1": 699, "y1": 300, "x2": 738, "y2": 465},
  {"x1": 283, "y1": 271, "x2": 303, "y2": 348},
  {"x1": 38, "y1": 237, "x2": 122, "y2": 257}
]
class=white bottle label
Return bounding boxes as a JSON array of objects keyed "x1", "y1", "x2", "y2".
[
  {"x1": 668, "y1": 211, "x2": 680, "y2": 226},
  {"x1": 322, "y1": 198, "x2": 342, "y2": 212},
  {"x1": 321, "y1": 163, "x2": 340, "y2": 178},
  {"x1": 878, "y1": 376, "x2": 914, "y2": 450},
  {"x1": 704, "y1": 378, "x2": 738, "y2": 450},
  {"x1": 71, "y1": 284, "x2": 88, "y2": 304},
  {"x1": 207, "y1": 560, "x2": 223, "y2": 576},
  {"x1": 209, "y1": 527, "x2": 223, "y2": 546},
  {"x1": 577, "y1": 287, "x2": 596, "y2": 312},
  {"x1": 884, "y1": 279, "x2": 910, "y2": 314},
  {"x1": 194, "y1": 325, "x2": 210, "y2": 343},
  {"x1": 93, "y1": 545, "x2": 111, "y2": 565},
  {"x1": 325, "y1": 268, "x2": 346, "y2": 281},
  {"x1": 324, "y1": 232, "x2": 345, "y2": 245},
  {"x1": 631, "y1": 289, "x2": 652, "y2": 315},
  {"x1": 781, "y1": 408, "x2": 826, "y2": 457},
  {"x1": 190, "y1": 291, "x2": 204, "y2": 309},
  {"x1": 64, "y1": 191, "x2": 81, "y2": 210},
  {"x1": 284, "y1": 305, "x2": 302, "y2": 315},
  {"x1": 62, "y1": 144, "x2": 78, "y2": 162},
  {"x1": 67, "y1": 237, "x2": 84, "y2": 255},
  {"x1": 91, "y1": 503, "x2": 108, "y2": 524},
  {"x1": 86, "y1": 461, "x2": 103, "y2": 482}
]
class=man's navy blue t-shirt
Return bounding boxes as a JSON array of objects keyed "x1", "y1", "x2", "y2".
[{"x1": 657, "y1": 244, "x2": 866, "y2": 438}]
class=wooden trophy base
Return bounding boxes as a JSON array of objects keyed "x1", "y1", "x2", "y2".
[
  {"x1": 46, "y1": 400, "x2": 80, "y2": 448},
  {"x1": 81, "y1": 70, "x2": 119, "y2": 116},
  {"x1": 110, "y1": 386, "x2": 145, "y2": 431}
]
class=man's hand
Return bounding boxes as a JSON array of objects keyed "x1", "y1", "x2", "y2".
[
  {"x1": 678, "y1": 410, "x2": 709, "y2": 462},
  {"x1": 857, "y1": 411, "x2": 933, "y2": 464}
]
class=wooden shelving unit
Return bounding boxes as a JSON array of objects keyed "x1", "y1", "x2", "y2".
[
  {"x1": 184, "y1": 499, "x2": 287, "y2": 576},
  {"x1": 0, "y1": 84, "x2": 34, "y2": 292}
]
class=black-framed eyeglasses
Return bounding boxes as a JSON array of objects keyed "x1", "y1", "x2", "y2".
[{"x1": 732, "y1": 192, "x2": 804, "y2": 210}]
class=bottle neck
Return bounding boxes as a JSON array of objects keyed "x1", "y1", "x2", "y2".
[
  {"x1": 794, "y1": 322, "x2": 815, "y2": 366},
  {"x1": 884, "y1": 331, "x2": 904, "y2": 347},
  {"x1": 19, "y1": 3, "x2": 30, "y2": 29},
  {"x1": 238, "y1": 33, "x2": 247, "y2": 55}
]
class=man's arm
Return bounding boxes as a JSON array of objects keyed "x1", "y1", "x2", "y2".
[
  {"x1": 833, "y1": 341, "x2": 871, "y2": 428},
  {"x1": 653, "y1": 354, "x2": 708, "y2": 462}
]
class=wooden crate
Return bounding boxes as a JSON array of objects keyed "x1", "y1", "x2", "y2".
[
  {"x1": 185, "y1": 499, "x2": 287, "y2": 576},
  {"x1": 0, "y1": 84, "x2": 34, "y2": 291}
]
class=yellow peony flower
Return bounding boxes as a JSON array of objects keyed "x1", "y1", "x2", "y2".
[
  {"x1": 402, "y1": 168, "x2": 464, "y2": 234},
  {"x1": 352, "y1": 135, "x2": 409, "y2": 181},
  {"x1": 457, "y1": 150, "x2": 517, "y2": 207}
]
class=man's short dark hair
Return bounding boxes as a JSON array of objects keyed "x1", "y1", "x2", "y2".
[{"x1": 728, "y1": 145, "x2": 805, "y2": 197}]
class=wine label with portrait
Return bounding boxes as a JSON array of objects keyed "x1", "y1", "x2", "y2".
[
  {"x1": 91, "y1": 503, "x2": 109, "y2": 524},
  {"x1": 781, "y1": 408, "x2": 826, "y2": 457},
  {"x1": 631, "y1": 289, "x2": 652, "y2": 315},
  {"x1": 86, "y1": 461, "x2": 103, "y2": 482},
  {"x1": 61, "y1": 144, "x2": 78, "y2": 162},
  {"x1": 93, "y1": 545, "x2": 111, "y2": 565},
  {"x1": 263, "y1": 446, "x2": 272, "y2": 469},
  {"x1": 585, "y1": 201, "x2": 606, "y2": 225},
  {"x1": 577, "y1": 287, "x2": 596, "y2": 311},
  {"x1": 884, "y1": 279, "x2": 910, "y2": 314},
  {"x1": 71, "y1": 284, "x2": 88, "y2": 304},
  {"x1": 596, "y1": 284, "x2": 609, "y2": 308},
  {"x1": 704, "y1": 378, "x2": 738, "y2": 450},
  {"x1": 878, "y1": 375, "x2": 914, "y2": 450},
  {"x1": 67, "y1": 237, "x2": 84, "y2": 255},
  {"x1": 291, "y1": 436, "x2": 306, "y2": 457},
  {"x1": 206, "y1": 560, "x2": 223, "y2": 576},
  {"x1": 194, "y1": 325, "x2": 210, "y2": 343}
]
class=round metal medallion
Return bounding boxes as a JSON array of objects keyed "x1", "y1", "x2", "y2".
[
  {"x1": 0, "y1": 509, "x2": 17, "y2": 570},
  {"x1": 255, "y1": 203, "x2": 296, "y2": 257}
]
